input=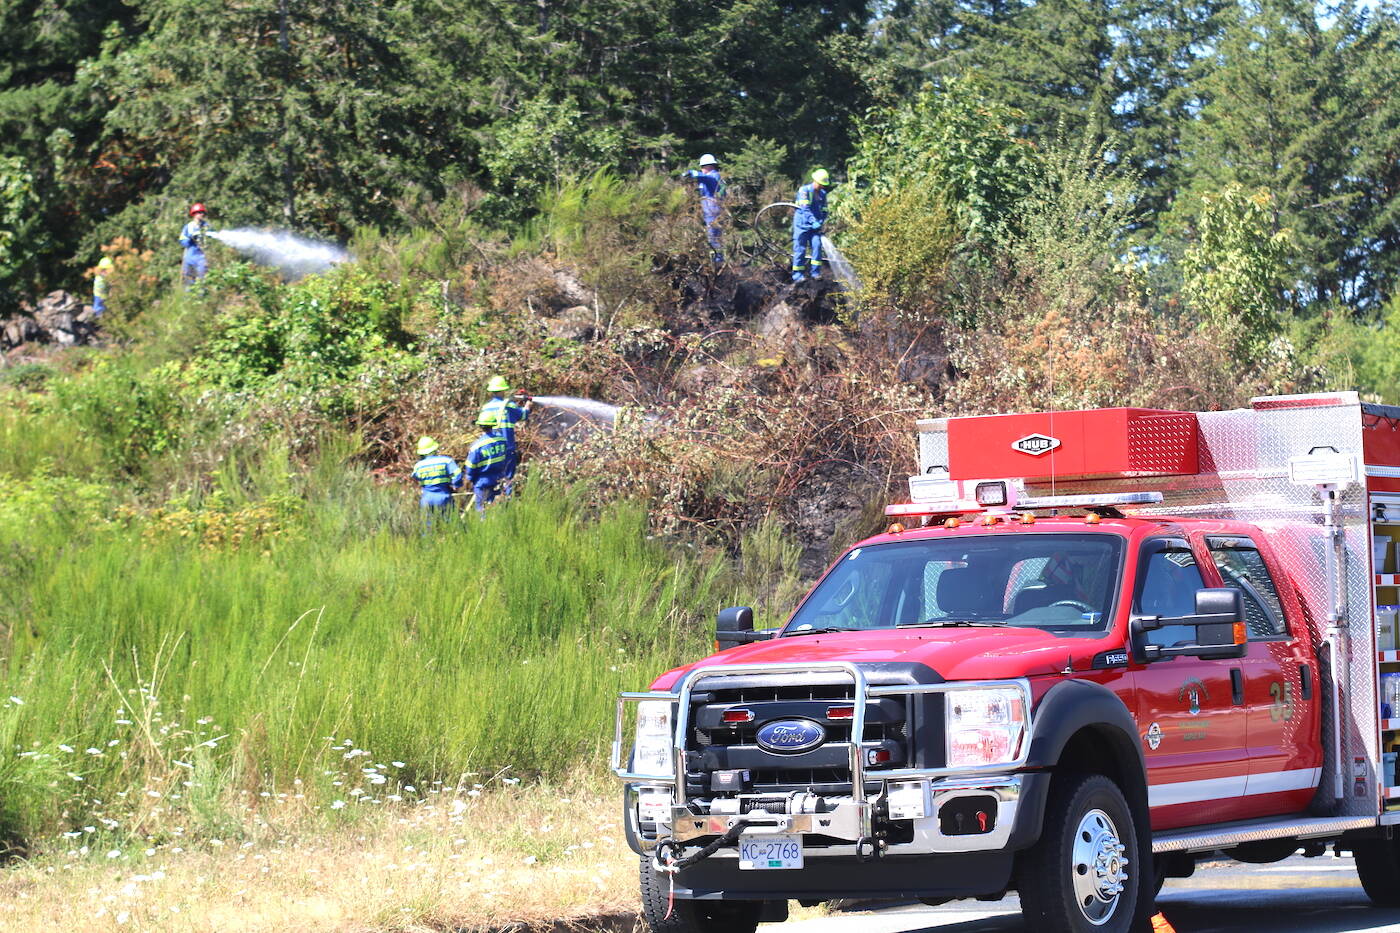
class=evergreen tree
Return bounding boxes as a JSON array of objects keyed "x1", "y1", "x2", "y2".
[
  {"x1": 1176, "y1": 0, "x2": 1400, "y2": 310},
  {"x1": 870, "y1": 0, "x2": 1221, "y2": 236},
  {"x1": 0, "y1": 0, "x2": 143, "y2": 292},
  {"x1": 84, "y1": 0, "x2": 445, "y2": 249}
]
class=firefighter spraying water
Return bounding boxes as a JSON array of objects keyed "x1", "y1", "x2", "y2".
[{"x1": 176, "y1": 201, "x2": 350, "y2": 281}]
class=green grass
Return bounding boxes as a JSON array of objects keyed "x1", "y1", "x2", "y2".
[{"x1": 0, "y1": 478, "x2": 753, "y2": 844}]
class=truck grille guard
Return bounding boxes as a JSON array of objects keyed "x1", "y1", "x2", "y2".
[{"x1": 611, "y1": 661, "x2": 1034, "y2": 844}]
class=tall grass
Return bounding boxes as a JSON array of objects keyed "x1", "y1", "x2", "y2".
[{"x1": 0, "y1": 478, "x2": 757, "y2": 844}]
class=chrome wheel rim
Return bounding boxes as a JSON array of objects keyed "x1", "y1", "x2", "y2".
[{"x1": 1070, "y1": 807, "x2": 1129, "y2": 925}]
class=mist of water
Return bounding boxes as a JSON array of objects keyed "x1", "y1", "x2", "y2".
[
  {"x1": 532, "y1": 395, "x2": 624, "y2": 422},
  {"x1": 208, "y1": 228, "x2": 350, "y2": 279},
  {"x1": 819, "y1": 235, "x2": 862, "y2": 291}
]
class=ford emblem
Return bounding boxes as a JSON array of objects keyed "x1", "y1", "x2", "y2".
[{"x1": 755, "y1": 719, "x2": 826, "y2": 754}]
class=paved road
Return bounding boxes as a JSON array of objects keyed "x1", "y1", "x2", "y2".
[{"x1": 760, "y1": 853, "x2": 1400, "y2": 932}]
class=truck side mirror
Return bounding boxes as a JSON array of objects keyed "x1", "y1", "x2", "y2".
[
  {"x1": 716, "y1": 606, "x2": 755, "y2": 651},
  {"x1": 1190, "y1": 588, "x2": 1247, "y2": 659},
  {"x1": 1131, "y1": 588, "x2": 1247, "y2": 661}
]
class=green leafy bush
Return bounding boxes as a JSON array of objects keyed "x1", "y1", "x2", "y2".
[
  {"x1": 49, "y1": 361, "x2": 186, "y2": 476},
  {"x1": 193, "y1": 265, "x2": 416, "y2": 414}
]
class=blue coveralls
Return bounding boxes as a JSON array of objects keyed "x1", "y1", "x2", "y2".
[
  {"x1": 480, "y1": 396, "x2": 529, "y2": 493},
  {"x1": 466, "y1": 429, "x2": 510, "y2": 513},
  {"x1": 180, "y1": 219, "x2": 209, "y2": 285},
  {"x1": 685, "y1": 168, "x2": 726, "y2": 259},
  {"x1": 92, "y1": 274, "x2": 108, "y2": 316},
  {"x1": 791, "y1": 183, "x2": 828, "y2": 281},
  {"x1": 412, "y1": 453, "x2": 464, "y2": 525}
]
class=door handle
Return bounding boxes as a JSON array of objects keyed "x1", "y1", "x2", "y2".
[
  {"x1": 1231, "y1": 668, "x2": 1244, "y2": 705},
  {"x1": 1299, "y1": 663, "x2": 1312, "y2": 700}
]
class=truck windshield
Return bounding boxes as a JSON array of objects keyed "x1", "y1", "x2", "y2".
[{"x1": 783, "y1": 533, "x2": 1124, "y2": 637}]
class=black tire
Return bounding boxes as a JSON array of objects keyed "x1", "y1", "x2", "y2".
[
  {"x1": 1355, "y1": 837, "x2": 1400, "y2": 906},
  {"x1": 1016, "y1": 773, "x2": 1143, "y2": 933},
  {"x1": 638, "y1": 855, "x2": 762, "y2": 933}
]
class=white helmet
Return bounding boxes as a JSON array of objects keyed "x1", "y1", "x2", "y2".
[{"x1": 698, "y1": 153, "x2": 719, "y2": 167}]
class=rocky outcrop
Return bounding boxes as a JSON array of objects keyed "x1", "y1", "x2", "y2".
[{"x1": 2, "y1": 290, "x2": 100, "y2": 354}]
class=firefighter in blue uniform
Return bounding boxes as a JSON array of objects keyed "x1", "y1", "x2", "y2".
[
  {"x1": 411, "y1": 435, "x2": 464, "y2": 525},
  {"x1": 791, "y1": 169, "x2": 830, "y2": 282},
  {"x1": 683, "y1": 153, "x2": 726, "y2": 263},
  {"x1": 180, "y1": 203, "x2": 212, "y2": 286},
  {"x1": 479, "y1": 375, "x2": 532, "y2": 496},
  {"x1": 466, "y1": 410, "x2": 510, "y2": 513}
]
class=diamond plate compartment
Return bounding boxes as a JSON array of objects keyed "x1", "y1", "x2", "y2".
[{"x1": 915, "y1": 395, "x2": 1380, "y2": 817}]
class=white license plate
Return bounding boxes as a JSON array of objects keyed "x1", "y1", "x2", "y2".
[{"x1": 738, "y1": 833, "x2": 803, "y2": 870}]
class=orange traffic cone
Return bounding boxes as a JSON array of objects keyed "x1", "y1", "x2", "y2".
[{"x1": 1150, "y1": 912, "x2": 1176, "y2": 933}]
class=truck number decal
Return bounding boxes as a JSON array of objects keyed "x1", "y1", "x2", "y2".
[{"x1": 1269, "y1": 681, "x2": 1295, "y2": 722}]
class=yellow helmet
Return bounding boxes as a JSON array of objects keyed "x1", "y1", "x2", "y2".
[
  {"x1": 477, "y1": 409, "x2": 498, "y2": 428},
  {"x1": 486, "y1": 375, "x2": 511, "y2": 393},
  {"x1": 811, "y1": 168, "x2": 830, "y2": 186},
  {"x1": 416, "y1": 436, "x2": 439, "y2": 456},
  {"x1": 97, "y1": 257, "x2": 114, "y2": 270}
]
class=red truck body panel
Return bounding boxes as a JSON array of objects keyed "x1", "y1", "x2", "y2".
[{"x1": 946, "y1": 408, "x2": 1199, "y2": 482}]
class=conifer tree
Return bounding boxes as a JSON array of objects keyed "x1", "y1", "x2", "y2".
[{"x1": 1176, "y1": 0, "x2": 1400, "y2": 310}]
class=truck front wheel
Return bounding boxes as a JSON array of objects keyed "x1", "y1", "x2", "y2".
[
  {"x1": 1016, "y1": 773, "x2": 1142, "y2": 933},
  {"x1": 638, "y1": 856, "x2": 762, "y2": 933},
  {"x1": 1354, "y1": 836, "x2": 1400, "y2": 906}
]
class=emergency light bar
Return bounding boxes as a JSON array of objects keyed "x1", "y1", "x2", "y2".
[
  {"x1": 1016, "y1": 491, "x2": 1164, "y2": 510},
  {"x1": 885, "y1": 489, "x2": 1163, "y2": 519}
]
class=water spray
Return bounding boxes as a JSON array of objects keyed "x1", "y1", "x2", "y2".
[
  {"x1": 531, "y1": 395, "x2": 625, "y2": 423},
  {"x1": 752, "y1": 203, "x2": 861, "y2": 291},
  {"x1": 818, "y1": 236, "x2": 862, "y2": 291},
  {"x1": 208, "y1": 228, "x2": 350, "y2": 279}
]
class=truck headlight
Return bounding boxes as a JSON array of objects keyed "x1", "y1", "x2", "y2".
[
  {"x1": 633, "y1": 700, "x2": 675, "y2": 777},
  {"x1": 946, "y1": 687, "x2": 1027, "y2": 768}
]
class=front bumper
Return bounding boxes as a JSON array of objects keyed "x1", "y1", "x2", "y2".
[{"x1": 626, "y1": 772, "x2": 1037, "y2": 857}]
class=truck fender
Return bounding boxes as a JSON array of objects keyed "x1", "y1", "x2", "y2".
[{"x1": 1007, "y1": 679, "x2": 1149, "y2": 853}]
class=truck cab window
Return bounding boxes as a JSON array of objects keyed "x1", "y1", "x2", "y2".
[
  {"x1": 1135, "y1": 546, "x2": 1206, "y2": 648},
  {"x1": 785, "y1": 535, "x2": 1123, "y2": 636},
  {"x1": 797, "y1": 553, "x2": 896, "y2": 630},
  {"x1": 1206, "y1": 537, "x2": 1286, "y2": 638}
]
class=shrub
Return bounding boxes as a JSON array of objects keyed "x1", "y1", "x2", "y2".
[{"x1": 49, "y1": 361, "x2": 186, "y2": 476}]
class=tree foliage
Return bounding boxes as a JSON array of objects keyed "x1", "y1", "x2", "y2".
[
  {"x1": 842, "y1": 80, "x2": 1041, "y2": 251},
  {"x1": 1181, "y1": 184, "x2": 1293, "y2": 352},
  {"x1": 1174, "y1": 0, "x2": 1400, "y2": 309}
]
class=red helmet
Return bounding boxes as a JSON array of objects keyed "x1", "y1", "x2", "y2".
[{"x1": 189, "y1": 203, "x2": 207, "y2": 217}]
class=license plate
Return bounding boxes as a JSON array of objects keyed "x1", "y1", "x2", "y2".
[{"x1": 738, "y1": 833, "x2": 803, "y2": 870}]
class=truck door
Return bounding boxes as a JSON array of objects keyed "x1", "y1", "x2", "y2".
[
  {"x1": 1205, "y1": 535, "x2": 1320, "y2": 817},
  {"x1": 1132, "y1": 537, "x2": 1250, "y2": 829}
]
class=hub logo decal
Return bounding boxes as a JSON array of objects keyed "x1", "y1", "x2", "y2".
[
  {"x1": 756, "y1": 719, "x2": 826, "y2": 754},
  {"x1": 1145, "y1": 722, "x2": 1163, "y2": 750},
  {"x1": 1011, "y1": 434, "x2": 1061, "y2": 457},
  {"x1": 1178, "y1": 677, "x2": 1208, "y2": 716}
]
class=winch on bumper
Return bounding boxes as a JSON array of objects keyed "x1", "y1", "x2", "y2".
[
  {"x1": 629, "y1": 775, "x2": 1028, "y2": 855},
  {"x1": 613, "y1": 661, "x2": 1045, "y2": 877}
]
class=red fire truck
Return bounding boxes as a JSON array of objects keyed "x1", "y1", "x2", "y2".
[{"x1": 613, "y1": 392, "x2": 1400, "y2": 933}]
